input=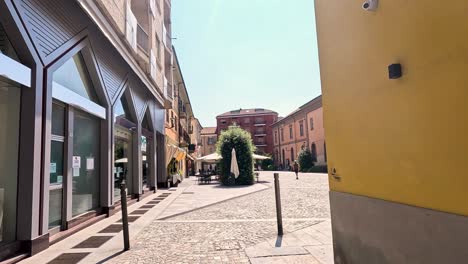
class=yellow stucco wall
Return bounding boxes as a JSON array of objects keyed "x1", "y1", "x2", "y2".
[{"x1": 315, "y1": 0, "x2": 468, "y2": 216}]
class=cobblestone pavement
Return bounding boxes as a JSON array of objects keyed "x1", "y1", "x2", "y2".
[
  {"x1": 171, "y1": 172, "x2": 330, "y2": 221},
  {"x1": 109, "y1": 172, "x2": 330, "y2": 264}
]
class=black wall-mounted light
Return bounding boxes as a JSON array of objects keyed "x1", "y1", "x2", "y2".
[{"x1": 388, "y1": 63, "x2": 402, "y2": 79}]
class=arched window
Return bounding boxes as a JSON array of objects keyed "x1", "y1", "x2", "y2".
[
  {"x1": 141, "y1": 109, "x2": 153, "y2": 190},
  {"x1": 311, "y1": 143, "x2": 318, "y2": 163},
  {"x1": 282, "y1": 149, "x2": 285, "y2": 166},
  {"x1": 50, "y1": 51, "x2": 105, "y2": 222},
  {"x1": 290, "y1": 148, "x2": 294, "y2": 162},
  {"x1": 114, "y1": 93, "x2": 136, "y2": 200}
]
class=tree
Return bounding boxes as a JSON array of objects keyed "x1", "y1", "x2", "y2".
[
  {"x1": 298, "y1": 148, "x2": 314, "y2": 172},
  {"x1": 216, "y1": 127, "x2": 256, "y2": 185},
  {"x1": 260, "y1": 158, "x2": 273, "y2": 170}
]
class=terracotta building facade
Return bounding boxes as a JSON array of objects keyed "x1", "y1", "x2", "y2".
[
  {"x1": 271, "y1": 96, "x2": 326, "y2": 168},
  {"x1": 216, "y1": 109, "x2": 278, "y2": 155}
]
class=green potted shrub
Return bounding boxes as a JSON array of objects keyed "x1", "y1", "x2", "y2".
[{"x1": 216, "y1": 127, "x2": 256, "y2": 185}]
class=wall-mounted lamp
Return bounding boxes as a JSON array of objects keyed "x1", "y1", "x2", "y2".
[
  {"x1": 388, "y1": 63, "x2": 402, "y2": 79},
  {"x1": 362, "y1": 0, "x2": 378, "y2": 11}
]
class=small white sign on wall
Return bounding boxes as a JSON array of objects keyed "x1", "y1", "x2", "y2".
[
  {"x1": 57, "y1": 175, "x2": 63, "y2": 183},
  {"x1": 73, "y1": 168, "x2": 80, "y2": 177},
  {"x1": 72, "y1": 156, "x2": 81, "y2": 169}
]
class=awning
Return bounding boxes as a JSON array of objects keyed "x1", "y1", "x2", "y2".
[
  {"x1": 197, "y1": 152, "x2": 271, "y2": 162},
  {"x1": 175, "y1": 150, "x2": 186, "y2": 161},
  {"x1": 252, "y1": 154, "x2": 270, "y2": 160},
  {"x1": 166, "y1": 144, "x2": 187, "y2": 164},
  {"x1": 197, "y1": 152, "x2": 222, "y2": 162}
]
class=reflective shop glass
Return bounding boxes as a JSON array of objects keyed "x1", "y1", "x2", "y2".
[{"x1": 72, "y1": 111, "x2": 100, "y2": 216}]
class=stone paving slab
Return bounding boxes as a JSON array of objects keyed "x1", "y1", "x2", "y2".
[
  {"x1": 171, "y1": 173, "x2": 330, "y2": 220},
  {"x1": 245, "y1": 219, "x2": 333, "y2": 264},
  {"x1": 20, "y1": 182, "x2": 193, "y2": 264},
  {"x1": 250, "y1": 254, "x2": 321, "y2": 264},
  {"x1": 304, "y1": 245, "x2": 334, "y2": 264},
  {"x1": 21, "y1": 172, "x2": 332, "y2": 264},
  {"x1": 245, "y1": 245, "x2": 309, "y2": 258}
]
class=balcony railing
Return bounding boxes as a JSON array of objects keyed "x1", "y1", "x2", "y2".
[{"x1": 137, "y1": 24, "x2": 149, "y2": 54}]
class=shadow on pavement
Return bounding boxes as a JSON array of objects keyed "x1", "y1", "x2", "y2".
[
  {"x1": 96, "y1": 250, "x2": 126, "y2": 263},
  {"x1": 275, "y1": 235, "x2": 283, "y2": 247}
]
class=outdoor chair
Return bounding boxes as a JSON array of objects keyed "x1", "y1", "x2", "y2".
[{"x1": 201, "y1": 175, "x2": 211, "y2": 184}]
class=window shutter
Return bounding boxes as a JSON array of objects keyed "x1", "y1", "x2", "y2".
[
  {"x1": 162, "y1": 25, "x2": 167, "y2": 47},
  {"x1": 150, "y1": 0, "x2": 156, "y2": 18},
  {"x1": 150, "y1": 49, "x2": 157, "y2": 81},
  {"x1": 163, "y1": 76, "x2": 168, "y2": 98},
  {"x1": 126, "y1": 0, "x2": 137, "y2": 51}
]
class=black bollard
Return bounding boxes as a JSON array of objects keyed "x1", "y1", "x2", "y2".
[
  {"x1": 120, "y1": 180, "x2": 130, "y2": 250},
  {"x1": 274, "y1": 173, "x2": 283, "y2": 236}
]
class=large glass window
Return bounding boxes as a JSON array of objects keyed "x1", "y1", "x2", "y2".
[
  {"x1": 0, "y1": 24, "x2": 21, "y2": 243},
  {"x1": 114, "y1": 96, "x2": 135, "y2": 199},
  {"x1": 0, "y1": 79, "x2": 20, "y2": 243},
  {"x1": 72, "y1": 111, "x2": 100, "y2": 216},
  {"x1": 49, "y1": 103, "x2": 65, "y2": 228},
  {"x1": 141, "y1": 112, "x2": 152, "y2": 190},
  {"x1": 0, "y1": 24, "x2": 20, "y2": 62},
  {"x1": 53, "y1": 53, "x2": 98, "y2": 103}
]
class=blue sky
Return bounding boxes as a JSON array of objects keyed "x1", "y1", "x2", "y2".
[{"x1": 172, "y1": 0, "x2": 322, "y2": 127}]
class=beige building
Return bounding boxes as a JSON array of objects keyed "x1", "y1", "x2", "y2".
[
  {"x1": 271, "y1": 95, "x2": 326, "y2": 168},
  {"x1": 96, "y1": 0, "x2": 174, "y2": 106},
  {"x1": 190, "y1": 118, "x2": 203, "y2": 172},
  {"x1": 164, "y1": 47, "x2": 197, "y2": 183},
  {"x1": 200, "y1": 127, "x2": 217, "y2": 170}
]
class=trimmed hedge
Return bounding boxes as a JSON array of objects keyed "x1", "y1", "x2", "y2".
[
  {"x1": 217, "y1": 127, "x2": 256, "y2": 185},
  {"x1": 298, "y1": 148, "x2": 314, "y2": 172},
  {"x1": 260, "y1": 158, "x2": 273, "y2": 170}
]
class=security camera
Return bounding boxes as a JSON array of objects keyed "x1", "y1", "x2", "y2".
[{"x1": 362, "y1": 0, "x2": 378, "y2": 11}]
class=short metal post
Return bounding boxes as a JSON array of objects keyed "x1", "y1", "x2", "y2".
[
  {"x1": 274, "y1": 173, "x2": 283, "y2": 236},
  {"x1": 120, "y1": 180, "x2": 130, "y2": 250}
]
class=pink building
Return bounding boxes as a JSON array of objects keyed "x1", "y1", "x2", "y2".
[{"x1": 271, "y1": 96, "x2": 326, "y2": 168}]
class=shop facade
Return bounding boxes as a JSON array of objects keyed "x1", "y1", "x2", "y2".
[{"x1": 0, "y1": 0, "x2": 167, "y2": 260}]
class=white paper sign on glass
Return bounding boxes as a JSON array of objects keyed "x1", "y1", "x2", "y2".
[
  {"x1": 50, "y1": 163, "x2": 57, "y2": 174},
  {"x1": 72, "y1": 156, "x2": 81, "y2": 169},
  {"x1": 73, "y1": 168, "x2": 80, "y2": 177},
  {"x1": 86, "y1": 158, "x2": 94, "y2": 171}
]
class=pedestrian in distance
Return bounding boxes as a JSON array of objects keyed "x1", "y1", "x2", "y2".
[{"x1": 293, "y1": 160, "x2": 299, "y2": 180}]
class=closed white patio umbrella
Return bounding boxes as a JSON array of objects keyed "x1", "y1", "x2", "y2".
[{"x1": 230, "y1": 148, "x2": 240, "y2": 179}]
